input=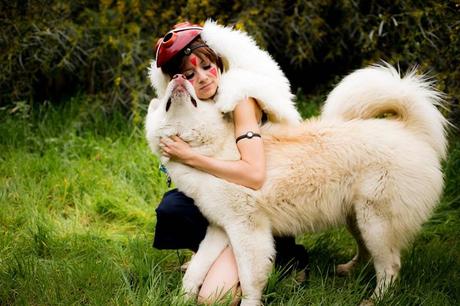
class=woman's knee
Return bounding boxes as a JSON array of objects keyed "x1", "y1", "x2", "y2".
[{"x1": 198, "y1": 246, "x2": 240, "y2": 305}]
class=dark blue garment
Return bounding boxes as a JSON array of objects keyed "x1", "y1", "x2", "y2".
[
  {"x1": 153, "y1": 189, "x2": 309, "y2": 273},
  {"x1": 153, "y1": 189, "x2": 208, "y2": 252}
]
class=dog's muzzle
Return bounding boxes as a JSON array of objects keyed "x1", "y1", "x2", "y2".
[{"x1": 165, "y1": 76, "x2": 197, "y2": 112}]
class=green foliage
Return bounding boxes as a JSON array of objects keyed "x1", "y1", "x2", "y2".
[
  {"x1": 242, "y1": 0, "x2": 460, "y2": 122},
  {"x1": 2, "y1": 0, "x2": 458, "y2": 125},
  {"x1": 2, "y1": 0, "x2": 154, "y2": 121}
]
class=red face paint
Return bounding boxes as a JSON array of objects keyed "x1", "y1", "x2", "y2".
[
  {"x1": 189, "y1": 55, "x2": 197, "y2": 67},
  {"x1": 210, "y1": 67, "x2": 217, "y2": 77}
]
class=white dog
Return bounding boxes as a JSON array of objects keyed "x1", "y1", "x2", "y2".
[{"x1": 145, "y1": 64, "x2": 448, "y2": 306}]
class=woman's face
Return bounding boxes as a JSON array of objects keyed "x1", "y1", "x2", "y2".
[{"x1": 180, "y1": 54, "x2": 220, "y2": 100}]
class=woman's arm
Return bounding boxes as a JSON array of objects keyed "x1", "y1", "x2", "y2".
[{"x1": 160, "y1": 97, "x2": 266, "y2": 190}]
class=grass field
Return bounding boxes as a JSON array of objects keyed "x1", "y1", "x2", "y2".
[{"x1": 1, "y1": 97, "x2": 459, "y2": 305}]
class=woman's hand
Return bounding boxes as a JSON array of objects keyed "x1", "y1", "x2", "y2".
[{"x1": 160, "y1": 135, "x2": 196, "y2": 163}]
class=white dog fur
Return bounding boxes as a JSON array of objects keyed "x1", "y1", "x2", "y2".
[{"x1": 145, "y1": 63, "x2": 448, "y2": 305}]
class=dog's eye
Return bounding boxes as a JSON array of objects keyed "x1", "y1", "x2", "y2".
[{"x1": 184, "y1": 72, "x2": 194, "y2": 80}]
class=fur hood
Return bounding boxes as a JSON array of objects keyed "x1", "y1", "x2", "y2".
[{"x1": 148, "y1": 20, "x2": 301, "y2": 125}]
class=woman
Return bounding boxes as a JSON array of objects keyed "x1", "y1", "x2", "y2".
[{"x1": 149, "y1": 21, "x2": 309, "y2": 304}]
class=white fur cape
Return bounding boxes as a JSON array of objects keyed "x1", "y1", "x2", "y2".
[{"x1": 148, "y1": 20, "x2": 301, "y2": 125}]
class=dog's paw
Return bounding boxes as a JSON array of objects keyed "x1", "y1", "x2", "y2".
[
  {"x1": 183, "y1": 290, "x2": 198, "y2": 302},
  {"x1": 240, "y1": 298, "x2": 262, "y2": 306},
  {"x1": 181, "y1": 281, "x2": 199, "y2": 301},
  {"x1": 359, "y1": 299, "x2": 375, "y2": 306},
  {"x1": 336, "y1": 263, "x2": 352, "y2": 276}
]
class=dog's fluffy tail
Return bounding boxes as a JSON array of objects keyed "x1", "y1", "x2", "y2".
[{"x1": 322, "y1": 63, "x2": 449, "y2": 160}]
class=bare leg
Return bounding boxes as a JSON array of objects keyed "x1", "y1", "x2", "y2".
[
  {"x1": 182, "y1": 226, "x2": 229, "y2": 299},
  {"x1": 198, "y1": 246, "x2": 241, "y2": 305},
  {"x1": 337, "y1": 210, "x2": 370, "y2": 276}
]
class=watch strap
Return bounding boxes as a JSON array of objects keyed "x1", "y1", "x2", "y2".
[{"x1": 235, "y1": 131, "x2": 261, "y2": 143}]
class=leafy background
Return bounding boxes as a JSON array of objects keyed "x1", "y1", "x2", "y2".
[{"x1": 1, "y1": 0, "x2": 459, "y2": 125}]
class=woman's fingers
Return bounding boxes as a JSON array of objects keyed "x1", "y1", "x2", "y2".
[
  {"x1": 160, "y1": 137, "x2": 173, "y2": 146},
  {"x1": 161, "y1": 146, "x2": 171, "y2": 157},
  {"x1": 159, "y1": 138, "x2": 172, "y2": 157},
  {"x1": 171, "y1": 135, "x2": 183, "y2": 142},
  {"x1": 159, "y1": 136, "x2": 189, "y2": 160}
]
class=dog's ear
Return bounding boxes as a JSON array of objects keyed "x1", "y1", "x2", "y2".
[{"x1": 148, "y1": 98, "x2": 160, "y2": 113}]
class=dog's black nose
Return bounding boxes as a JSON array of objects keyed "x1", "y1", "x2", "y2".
[{"x1": 172, "y1": 74, "x2": 186, "y2": 79}]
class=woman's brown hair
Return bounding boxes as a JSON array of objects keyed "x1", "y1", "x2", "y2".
[{"x1": 161, "y1": 37, "x2": 223, "y2": 77}]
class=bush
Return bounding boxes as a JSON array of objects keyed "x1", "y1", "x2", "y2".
[{"x1": 1, "y1": 0, "x2": 458, "y2": 124}]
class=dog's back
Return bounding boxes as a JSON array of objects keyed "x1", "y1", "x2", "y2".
[{"x1": 258, "y1": 119, "x2": 442, "y2": 243}]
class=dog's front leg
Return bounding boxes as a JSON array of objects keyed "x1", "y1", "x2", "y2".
[
  {"x1": 226, "y1": 220, "x2": 274, "y2": 306},
  {"x1": 182, "y1": 225, "x2": 229, "y2": 300}
]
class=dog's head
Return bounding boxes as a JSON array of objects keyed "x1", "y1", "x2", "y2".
[
  {"x1": 151, "y1": 74, "x2": 200, "y2": 115},
  {"x1": 145, "y1": 74, "x2": 229, "y2": 161}
]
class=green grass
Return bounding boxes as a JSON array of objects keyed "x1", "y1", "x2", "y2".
[{"x1": 1, "y1": 97, "x2": 459, "y2": 305}]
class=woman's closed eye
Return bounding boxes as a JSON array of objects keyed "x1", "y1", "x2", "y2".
[
  {"x1": 202, "y1": 64, "x2": 211, "y2": 70},
  {"x1": 184, "y1": 72, "x2": 194, "y2": 80}
]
